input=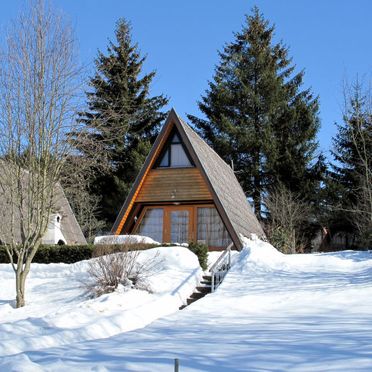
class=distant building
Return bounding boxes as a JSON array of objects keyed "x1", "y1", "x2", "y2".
[{"x1": 0, "y1": 179, "x2": 86, "y2": 246}]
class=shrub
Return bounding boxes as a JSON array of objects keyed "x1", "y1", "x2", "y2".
[
  {"x1": 266, "y1": 226, "x2": 291, "y2": 254},
  {"x1": 188, "y1": 241, "x2": 208, "y2": 270},
  {"x1": 0, "y1": 247, "x2": 9, "y2": 263},
  {"x1": 86, "y1": 244, "x2": 162, "y2": 297},
  {"x1": 265, "y1": 225, "x2": 306, "y2": 254},
  {"x1": 264, "y1": 183, "x2": 311, "y2": 254}
]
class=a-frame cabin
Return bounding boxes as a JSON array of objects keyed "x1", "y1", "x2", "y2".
[{"x1": 112, "y1": 109, "x2": 264, "y2": 250}]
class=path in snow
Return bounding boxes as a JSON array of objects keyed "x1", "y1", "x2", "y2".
[{"x1": 1, "y1": 238, "x2": 372, "y2": 371}]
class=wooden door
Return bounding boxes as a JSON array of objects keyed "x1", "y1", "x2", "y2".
[{"x1": 163, "y1": 206, "x2": 194, "y2": 243}]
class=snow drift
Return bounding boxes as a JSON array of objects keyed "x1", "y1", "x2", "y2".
[
  {"x1": 0, "y1": 246, "x2": 202, "y2": 356},
  {"x1": 1, "y1": 238, "x2": 372, "y2": 371}
]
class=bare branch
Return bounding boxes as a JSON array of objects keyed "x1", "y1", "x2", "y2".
[{"x1": 0, "y1": 0, "x2": 87, "y2": 307}]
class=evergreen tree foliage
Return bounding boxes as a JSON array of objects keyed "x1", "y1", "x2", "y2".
[
  {"x1": 329, "y1": 81, "x2": 372, "y2": 247},
  {"x1": 331, "y1": 83, "x2": 371, "y2": 201},
  {"x1": 188, "y1": 7, "x2": 321, "y2": 219},
  {"x1": 76, "y1": 19, "x2": 168, "y2": 229}
]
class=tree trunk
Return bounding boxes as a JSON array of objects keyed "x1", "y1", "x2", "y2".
[
  {"x1": 15, "y1": 270, "x2": 26, "y2": 308},
  {"x1": 252, "y1": 147, "x2": 261, "y2": 220}
]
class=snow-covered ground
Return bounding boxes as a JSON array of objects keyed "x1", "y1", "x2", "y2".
[
  {"x1": 0, "y1": 247, "x2": 202, "y2": 358},
  {"x1": 1, "y1": 238, "x2": 372, "y2": 371}
]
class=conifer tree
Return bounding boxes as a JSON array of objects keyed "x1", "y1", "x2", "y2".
[
  {"x1": 330, "y1": 81, "x2": 372, "y2": 246},
  {"x1": 188, "y1": 7, "x2": 321, "y2": 219},
  {"x1": 77, "y1": 19, "x2": 168, "y2": 228}
]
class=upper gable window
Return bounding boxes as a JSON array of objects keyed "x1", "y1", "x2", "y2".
[{"x1": 157, "y1": 130, "x2": 193, "y2": 168}]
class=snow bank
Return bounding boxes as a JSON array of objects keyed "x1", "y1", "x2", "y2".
[
  {"x1": 0, "y1": 246, "x2": 202, "y2": 356},
  {"x1": 239, "y1": 234, "x2": 372, "y2": 273},
  {"x1": 94, "y1": 234, "x2": 159, "y2": 245},
  {"x1": 2, "y1": 238, "x2": 372, "y2": 371}
]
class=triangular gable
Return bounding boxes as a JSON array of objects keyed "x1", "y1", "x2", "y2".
[
  {"x1": 153, "y1": 127, "x2": 194, "y2": 168},
  {"x1": 111, "y1": 111, "x2": 181, "y2": 236},
  {"x1": 111, "y1": 108, "x2": 265, "y2": 249}
]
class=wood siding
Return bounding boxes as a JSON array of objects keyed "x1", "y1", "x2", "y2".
[{"x1": 136, "y1": 168, "x2": 212, "y2": 202}]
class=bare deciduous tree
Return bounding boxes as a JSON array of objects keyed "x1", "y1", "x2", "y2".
[
  {"x1": 265, "y1": 183, "x2": 311, "y2": 253},
  {"x1": 58, "y1": 150, "x2": 108, "y2": 242},
  {"x1": 0, "y1": 1, "x2": 84, "y2": 307},
  {"x1": 64, "y1": 174, "x2": 106, "y2": 242}
]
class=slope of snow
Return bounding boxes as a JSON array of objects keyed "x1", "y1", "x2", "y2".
[
  {"x1": 0, "y1": 246, "x2": 202, "y2": 357},
  {"x1": 2, "y1": 238, "x2": 372, "y2": 371}
]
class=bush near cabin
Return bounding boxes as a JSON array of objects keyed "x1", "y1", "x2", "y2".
[
  {"x1": 188, "y1": 242, "x2": 208, "y2": 270},
  {"x1": 86, "y1": 244, "x2": 162, "y2": 297}
]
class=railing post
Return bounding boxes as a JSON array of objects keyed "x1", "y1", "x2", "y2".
[
  {"x1": 211, "y1": 271, "x2": 215, "y2": 293},
  {"x1": 174, "y1": 358, "x2": 179, "y2": 372},
  {"x1": 209, "y1": 243, "x2": 233, "y2": 292}
]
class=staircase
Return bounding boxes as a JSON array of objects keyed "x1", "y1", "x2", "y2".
[
  {"x1": 179, "y1": 275, "x2": 212, "y2": 310},
  {"x1": 179, "y1": 243, "x2": 233, "y2": 310}
]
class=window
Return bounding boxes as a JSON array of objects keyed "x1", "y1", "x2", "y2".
[
  {"x1": 197, "y1": 207, "x2": 231, "y2": 247},
  {"x1": 159, "y1": 149, "x2": 170, "y2": 167},
  {"x1": 170, "y1": 144, "x2": 190, "y2": 167},
  {"x1": 170, "y1": 210, "x2": 189, "y2": 243},
  {"x1": 136, "y1": 208, "x2": 163, "y2": 242},
  {"x1": 157, "y1": 131, "x2": 192, "y2": 168}
]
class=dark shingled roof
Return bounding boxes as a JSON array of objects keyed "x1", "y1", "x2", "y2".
[
  {"x1": 54, "y1": 184, "x2": 87, "y2": 245},
  {"x1": 175, "y1": 113, "x2": 265, "y2": 248},
  {"x1": 0, "y1": 165, "x2": 86, "y2": 245},
  {"x1": 112, "y1": 109, "x2": 265, "y2": 250}
]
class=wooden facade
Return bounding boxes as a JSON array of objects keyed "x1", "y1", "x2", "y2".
[{"x1": 136, "y1": 168, "x2": 212, "y2": 203}]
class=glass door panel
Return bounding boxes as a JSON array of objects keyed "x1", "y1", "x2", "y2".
[
  {"x1": 170, "y1": 210, "x2": 189, "y2": 244},
  {"x1": 137, "y1": 208, "x2": 163, "y2": 242},
  {"x1": 197, "y1": 207, "x2": 231, "y2": 247}
]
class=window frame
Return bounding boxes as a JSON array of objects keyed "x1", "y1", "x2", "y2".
[{"x1": 133, "y1": 204, "x2": 232, "y2": 249}]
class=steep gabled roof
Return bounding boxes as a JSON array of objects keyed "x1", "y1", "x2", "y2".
[
  {"x1": 112, "y1": 109, "x2": 265, "y2": 249},
  {"x1": 0, "y1": 161, "x2": 86, "y2": 245},
  {"x1": 54, "y1": 184, "x2": 87, "y2": 245}
]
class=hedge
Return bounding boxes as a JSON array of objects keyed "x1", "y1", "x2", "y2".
[
  {"x1": 0, "y1": 242, "x2": 162, "y2": 264},
  {"x1": 0, "y1": 245, "x2": 94, "y2": 264}
]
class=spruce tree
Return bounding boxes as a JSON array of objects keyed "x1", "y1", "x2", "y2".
[
  {"x1": 77, "y1": 19, "x2": 168, "y2": 229},
  {"x1": 330, "y1": 81, "x2": 372, "y2": 246},
  {"x1": 188, "y1": 7, "x2": 321, "y2": 219}
]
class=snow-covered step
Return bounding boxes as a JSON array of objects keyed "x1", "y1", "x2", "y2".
[{"x1": 179, "y1": 275, "x2": 212, "y2": 310}]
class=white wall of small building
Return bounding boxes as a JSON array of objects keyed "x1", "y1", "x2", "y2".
[{"x1": 42, "y1": 213, "x2": 67, "y2": 245}]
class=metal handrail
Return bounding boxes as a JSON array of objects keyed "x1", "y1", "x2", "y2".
[{"x1": 210, "y1": 242, "x2": 233, "y2": 292}]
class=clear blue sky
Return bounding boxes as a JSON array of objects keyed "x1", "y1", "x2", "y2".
[{"x1": 1, "y1": 0, "x2": 371, "y2": 159}]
